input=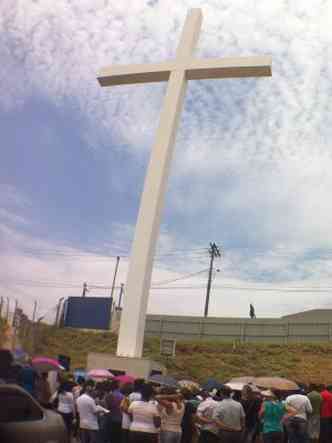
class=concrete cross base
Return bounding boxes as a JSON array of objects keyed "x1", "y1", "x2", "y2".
[{"x1": 87, "y1": 352, "x2": 166, "y2": 379}]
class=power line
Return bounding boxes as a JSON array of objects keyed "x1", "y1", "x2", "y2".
[{"x1": 153, "y1": 268, "x2": 209, "y2": 286}]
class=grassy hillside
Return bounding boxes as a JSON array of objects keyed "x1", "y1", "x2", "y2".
[{"x1": 17, "y1": 323, "x2": 332, "y2": 384}]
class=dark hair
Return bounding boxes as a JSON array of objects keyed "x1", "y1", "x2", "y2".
[
  {"x1": 141, "y1": 383, "x2": 154, "y2": 401},
  {"x1": 134, "y1": 378, "x2": 145, "y2": 392},
  {"x1": 160, "y1": 386, "x2": 177, "y2": 395},
  {"x1": 58, "y1": 383, "x2": 70, "y2": 394},
  {"x1": 0, "y1": 350, "x2": 14, "y2": 369},
  {"x1": 180, "y1": 388, "x2": 194, "y2": 400},
  {"x1": 109, "y1": 380, "x2": 120, "y2": 391},
  {"x1": 121, "y1": 383, "x2": 134, "y2": 396},
  {"x1": 219, "y1": 385, "x2": 232, "y2": 398},
  {"x1": 77, "y1": 376, "x2": 85, "y2": 385},
  {"x1": 271, "y1": 389, "x2": 283, "y2": 401}
]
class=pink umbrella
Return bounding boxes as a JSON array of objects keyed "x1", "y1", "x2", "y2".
[
  {"x1": 113, "y1": 374, "x2": 135, "y2": 384},
  {"x1": 87, "y1": 369, "x2": 114, "y2": 380},
  {"x1": 32, "y1": 357, "x2": 64, "y2": 372}
]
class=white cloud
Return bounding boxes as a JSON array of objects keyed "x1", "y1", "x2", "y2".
[{"x1": 2, "y1": 0, "x2": 332, "y2": 311}]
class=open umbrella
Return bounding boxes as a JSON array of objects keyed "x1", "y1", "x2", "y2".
[
  {"x1": 32, "y1": 357, "x2": 64, "y2": 372},
  {"x1": 202, "y1": 378, "x2": 223, "y2": 392},
  {"x1": 148, "y1": 374, "x2": 179, "y2": 388},
  {"x1": 254, "y1": 377, "x2": 299, "y2": 391},
  {"x1": 12, "y1": 348, "x2": 29, "y2": 363},
  {"x1": 178, "y1": 380, "x2": 200, "y2": 392},
  {"x1": 226, "y1": 382, "x2": 260, "y2": 393},
  {"x1": 228, "y1": 376, "x2": 256, "y2": 384},
  {"x1": 113, "y1": 374, "x2": 136, "y2": 384},
  {"x1": 87, "y1": 369, "x2": 114, "y2": 381}
]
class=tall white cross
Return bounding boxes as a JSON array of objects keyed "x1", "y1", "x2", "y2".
[{"x1": 97, "y1": 8, "x2": 272, "y2": 358}]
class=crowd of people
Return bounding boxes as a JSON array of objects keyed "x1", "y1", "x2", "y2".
[
  {"x1": 1, "y1": 349, "x2": 332, "y2": 443},
  {"x1": 35, "y1": 376, "x2": 332, "y2": 443}
]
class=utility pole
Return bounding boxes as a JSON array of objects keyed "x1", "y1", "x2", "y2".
[
  {"x1": 110, "y1": 256, "x2": 120, "y2": 304},
  {"x1": 118, "y1": 283, "x2": 124, "y2": 308},
  {"x1": 204, "y1": 242, "x2": 221, "y2": 317},
  {"x1": 0, "y1": 296, "x2": 3, "y2": 318},
  {"x1": 32, "y1": 300, "x2": 37, "y2": 322},
  {"x1": 82, "y1": 282, "x2": 88, "y2": 297}
]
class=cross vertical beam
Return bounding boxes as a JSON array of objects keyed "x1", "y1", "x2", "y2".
[
  {"x1": 97, "y1": 7, "x2": 272, "y2": 359},
  {"x1": 117, "y1": 10, "x2": 202, "y2": 357}
]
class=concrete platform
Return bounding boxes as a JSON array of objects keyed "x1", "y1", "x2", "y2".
[{"x1": 87, "y1": 352, "x2": 166, "y2": 379}]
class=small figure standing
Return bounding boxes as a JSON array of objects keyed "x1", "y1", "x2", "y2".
[{"x1": 249, "y1": 304, "x2": 256, "y2": 319}]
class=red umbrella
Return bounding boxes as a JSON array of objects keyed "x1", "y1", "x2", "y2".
[{"x1": 113, "y1": 374, "x2": 135, "y2": 384}]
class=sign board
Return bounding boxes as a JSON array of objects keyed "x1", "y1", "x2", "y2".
[
  {"x1": 160, "y1": 338, "x2": 176, "y2": 357},
  {"x1": 63, "y1": 297, "x2": 112, "y2": 330}
]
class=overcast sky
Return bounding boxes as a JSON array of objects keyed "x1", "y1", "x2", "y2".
[{"x1": 2, "y1": 0, "x2": 332, "y2": 321}]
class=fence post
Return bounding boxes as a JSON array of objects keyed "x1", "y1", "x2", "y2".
[{"x1": 241, "y1": 322, "x2": 246, "y2": 344}]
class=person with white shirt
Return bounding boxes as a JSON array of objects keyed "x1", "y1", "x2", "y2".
[
  {"x1": 128, "y1": 383, "x2": 161, "y2": 443},
  {"x1": 285, "y1": 393, "x2": 313, "y2": 443},
  {"x1": 121, "y1": 379, "x2": 144, "y2": 443},
  {"x1": 76, "y1": 382, "x2": 109, "y2": 443},
  {"x1": 51, "y1": 382, "x2": 76, "y2": 443},
  {"x1": 196, "y1": 392, "x2": 219, "y2": 443}
]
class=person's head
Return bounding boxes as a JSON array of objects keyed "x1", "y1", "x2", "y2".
[
  {"x1": 133, "y1": 378, "x2": 145, "y2": 393},
  {"x1": 180, "y1": 387, "x2": 193, "y2": 401},
  {"x1": 141, "y1": 383, "x2": 154, "y2": 402},
  {"x1": 58, "y1": 382, "x2": 70, "y2": 394},
  {"x1": 160, "y1": 386, "x2": 177, "y2": 395},
  {"x1": 326, "y1": 385, "x2": 332, "y2": 393},
  {"x1": 77, "y1": 376, "x2": 85, "y2": 385},
  {"x1": 262, "y1": 390, "x2": 278, "y2": 401},
  {"x1": 121, "y1": 383, "x2": 134, "y2": 396},
  {"x1": 0, "y1": 349, "x2": 14, "y2": 370},
  {"x1": 109, "y1": 380, "x2": 120, "y2": 392},
  {"x1": 200, "y1": 390, "x2": 210, "y2": 400},
  {"x1": 308, "y1": 383, "x2": 318, "y2": 393},
  {"x1": 219, "y1": 385, "x2": 232, "y2": 399},
  {"x1": 241, "y1": 384, "x2": 254, "y2": 401},
  {"x1": 83, "y1": 380, "x2": 95, "y2": 395}
]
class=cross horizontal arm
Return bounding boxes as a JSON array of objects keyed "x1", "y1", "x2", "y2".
[
  {"x1": 186, "y1": 56, "x2": 272, "y2": 80},
  {"x1": 97, "y1": 62, "x2": 175, "y2": 87}
]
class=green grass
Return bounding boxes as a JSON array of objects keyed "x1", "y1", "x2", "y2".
[{"x1": 16, "y1": 323, "x2": 332, "y2": 384}]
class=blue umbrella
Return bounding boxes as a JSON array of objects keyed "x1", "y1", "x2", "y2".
[
  {"x1": 202, "y1": 378, "x2": 223, "y2": 392},
  {"x1": 12, "y1": 348, "x2": 29, "y2": 363}
]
